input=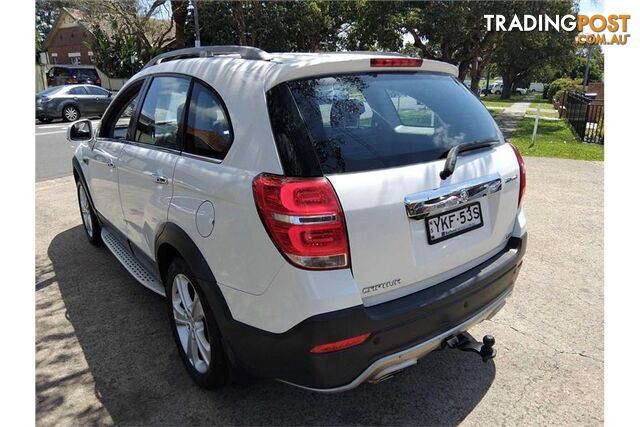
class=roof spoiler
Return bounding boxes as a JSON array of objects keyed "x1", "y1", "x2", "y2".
[{"x1": 142, "y1": 45, "x2": 273, "y2": 70}]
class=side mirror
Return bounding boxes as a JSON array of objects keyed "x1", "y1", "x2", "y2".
[{"x1": 67, "y1": 119, "x2": 94, "y2": 143}]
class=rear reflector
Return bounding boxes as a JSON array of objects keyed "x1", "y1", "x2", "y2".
[
  {"x1": 370, "y1": 58, "x2": 423, "y2": 68},
  {"x1": 309, "y1": 333, "x2": 371, "y2": 354},
  {"x1": 252, "y1": 173, "x2": 350, "y2": 270},
  {"x1": 508, "y1": 143, "x2": 526, "y2": 207}
]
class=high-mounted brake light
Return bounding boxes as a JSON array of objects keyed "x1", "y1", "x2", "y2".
[
  {"x1": 309, "y1": 333, "x2": 371, "y2": 354},
  {"x1": 370, "y1": 58, "x2": 423, "y2": 68},
  {"x1": 252, "y1": 173, "x2": 350, "y2": 270},
  {"x1": 508, "y1": 143, "x2": 526, "y2": 207}
]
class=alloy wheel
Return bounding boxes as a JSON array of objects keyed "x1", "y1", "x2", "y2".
[
  {"x1": 78, "y1": 185, "x2": 93, "y2": 238},
  {"x1": 172, "y1": 274, "x2": 211, "y2": 374},
  {"x1": 64, "y1": 106, "x2": 79, "y2": 121}
]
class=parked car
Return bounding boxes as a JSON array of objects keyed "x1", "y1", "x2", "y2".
[
  {"x1": 490, "y1": 83, "x2": 528, "y2": 95},
  {"x1": 47, "y1": 65, "x2": 102, "y2": 87},
  {"x1": 528, "y1": 82, "x2": 544, "y2": 92},
  {"x1": 37, "y1": 84, "x2": 112, "y2": 123},
  {"x1": 67, "y1": 46, "x2": 527, "y2": 392}
]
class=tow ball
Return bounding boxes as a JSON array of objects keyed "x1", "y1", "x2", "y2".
[{"x1": 444, "y1": 332, "x2": 497, "y2": 362}]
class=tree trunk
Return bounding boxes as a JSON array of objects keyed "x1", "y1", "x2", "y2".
[
  {"x1": 171, "y1": 1, "x2": 188, "y2": 48},
  {"x1": 501, "y1": 71, "x2": 512, "y2": 100},
  {"x1": 470, "y1": 62, "x2": 483, "y2": 95},
  {"x1": 458, "y1": 59, "x2": 471, "y2": 83}
]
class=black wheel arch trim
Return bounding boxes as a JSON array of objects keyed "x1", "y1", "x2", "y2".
[
  {"x1": 72, "y1": 156, "x2": 97, "y2": 214},
  {"x1": 155, "y1": 222, "x2": 235, "y2": 325}
]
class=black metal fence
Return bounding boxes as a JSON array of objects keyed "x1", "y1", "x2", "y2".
[{"x1": 559, "y1": 91, "x2": 604, "y2": 144}]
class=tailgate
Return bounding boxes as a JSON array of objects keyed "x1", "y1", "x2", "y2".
[{"x1": 327, "y1": 144, "x2": 521, "y2": 305}]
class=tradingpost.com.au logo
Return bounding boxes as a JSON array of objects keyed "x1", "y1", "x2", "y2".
[{"x1": 484, "y1": 14, "x2": 631, "y2": 45}]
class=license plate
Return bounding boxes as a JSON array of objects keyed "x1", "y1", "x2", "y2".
[{"x1": 426, "y1": 202, "x2": 484, "y2": 244}]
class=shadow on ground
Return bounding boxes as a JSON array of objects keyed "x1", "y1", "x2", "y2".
[{"x1": 38, "y1": 225, "x2": 496, "y2": 426}]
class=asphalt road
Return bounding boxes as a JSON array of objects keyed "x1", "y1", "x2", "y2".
[
  {"x1": 35, "y1": 156, "x2": 603, "y2": 425},
  {"x1": 35, "y1": 120, "x2": 99, "y2": 182}
]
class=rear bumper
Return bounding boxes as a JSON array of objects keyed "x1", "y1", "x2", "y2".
[{"x1": 223, "y1": 234, "x2": 527, "y2": 391}]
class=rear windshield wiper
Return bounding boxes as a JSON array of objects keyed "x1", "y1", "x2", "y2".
[{"x1": 440, "y1": 139, "x2": 500, "y2": 180}]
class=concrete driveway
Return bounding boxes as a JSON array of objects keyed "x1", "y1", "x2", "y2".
[{"x1": 35, "y1": 157, "x2": 603, "y2": 426}]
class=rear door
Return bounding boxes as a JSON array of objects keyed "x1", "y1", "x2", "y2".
[
  {"x1": 283, "y1": 72, "x2": 521, "y2": 305},
  {"x1": 117, "y1": 75, "x2": 189, "y2": 259},
  {"x1": 86, "y1": 85, "x2": 112, "y2": 115},
  {"x1": 66, "y1": 85, "x2": 95, "y2": 114}
]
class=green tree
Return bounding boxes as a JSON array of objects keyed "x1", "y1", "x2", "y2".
[
  {"x1": 197, "y1": 1, "x2": 341, "y2": 51},
  {"x1": 493, "y1": 1, "x2": 578, "y2": 99},
  {"x1": 342, "y1": 1, "x2": 515, "y2": 92},
  {"x1": 569, "y1": 45, "x2": 604, "y2": 83},
  {"x1": 35, "y1": 0, "x2": 71, "y2": 56}
]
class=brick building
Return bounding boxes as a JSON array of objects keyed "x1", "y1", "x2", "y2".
[
  {"x1": 42, "y1": 8, "x2": 96, "y2": 65},
  {"x1": 41, "y1": 7, "x2": 176, "y2": 67}
]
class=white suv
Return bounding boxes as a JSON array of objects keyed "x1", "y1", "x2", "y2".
[{"x1": 67, "y1": 46, "x2": 527, "y2": 392}]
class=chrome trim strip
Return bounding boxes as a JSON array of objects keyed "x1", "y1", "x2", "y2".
[
  {"x1": 279, "y1": 289, "x2": 511, "y2": 393},
  {"x1": 181, "y1": 151, "x2": 223, "y2": 164},
  {"x1": 272, "y1": 213, "x2": 338, "y2": 225},
  {"x1": 404, "y1": 174, "x2": 503, "y2": 220}
]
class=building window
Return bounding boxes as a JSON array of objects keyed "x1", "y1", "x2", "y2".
[{"x1": 68, "y1": 52, "x2": 81, "y2": 65}]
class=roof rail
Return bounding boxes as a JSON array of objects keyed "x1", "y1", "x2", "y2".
[{"x1": 142, "y1": 45, "x2": 273, "y2": 70}]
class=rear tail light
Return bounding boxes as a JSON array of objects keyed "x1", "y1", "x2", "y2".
[
  {"x1": 252, "y1": 173, "x2": 350, "y2": 270},
  {"x1": 67, "y1": 78, "x2": 78, "y2": 84},
  {"x1": 370, "y1": 58, "x2": 423, "y2": 68},
  {"x1": 509, "y1": 143, "x2": 526, "y2": 207},
  {"x1": 309, "y1": 333, "x2": 371, "y2": 354},
  {"x1": 96, "y1": 78, "x2": 102, "y2": 85}
]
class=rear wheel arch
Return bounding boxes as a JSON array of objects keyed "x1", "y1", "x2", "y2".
[{"x1": 155, "y1": 223, "x2": 234, "y2": 326}]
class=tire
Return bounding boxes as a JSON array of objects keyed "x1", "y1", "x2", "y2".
[
  {"x1": 495, "y1": 90, "x2": 501, "y2": 95},
  {"x1": 76, "y1": 180, "x2": 102, "y2": 245},
  {"x1": 38, "y1": 117, "x2": 52, "y2": 124},
  {"x1": 62, "y1": 105, "x2": 80, "y2": 122},
  {"x1": 165, "y1": 257, "x2": 229, "y2": 389}
]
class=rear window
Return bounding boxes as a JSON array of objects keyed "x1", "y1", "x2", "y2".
[
  {"x1": 74, "y1": 68, "x2": 99, "y2": 80},
  {"x1": 270, "y1": 72, "x2": 501, "y2": 175}
]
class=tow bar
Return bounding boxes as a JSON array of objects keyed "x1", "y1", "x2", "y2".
[{"x1": 444, "y1": 332, "x2": 497, "y2": 362}]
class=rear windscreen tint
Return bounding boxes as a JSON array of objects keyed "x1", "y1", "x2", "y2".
[
  {"x1": 279, "y1": 72, "x2": 502, "y2": 174},
  {"x1": 74, "y1": 69, "x2": 99, "y2": 80}
]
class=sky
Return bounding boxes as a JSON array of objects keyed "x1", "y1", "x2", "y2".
[{"x1": 579, "y1": 0, "x2": 604, "y2": 14}]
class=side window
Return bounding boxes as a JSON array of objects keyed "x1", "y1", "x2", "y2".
[
  {"x1": 387, "y1": 90, "x2": 436, "y2": 128},
  {"x1": 86, "y1": 86, "x2": 108, "y2": 96},
  {"x1": 134, "y1": 76, "x2": 190, "y2": 149},
  {"x1": 184, "y1": 82, "x2": 233, "y2": 159},
  {"x1": 67, "y1": 86, "x2": 88, "y2": 95},
  {"x1": 101, "y1": 84, "x2": 142, "y2": 140}
]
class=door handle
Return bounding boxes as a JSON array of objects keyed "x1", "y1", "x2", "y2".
[
  {"x1": 106, "y1": 159, "x2": 115, "y2": 169},
  {"x1": 153, "y1": 174, "x2": 168, "y2": 184}
]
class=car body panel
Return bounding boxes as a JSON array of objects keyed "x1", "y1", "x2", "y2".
[
  {"x1": 117, "y1": 144, "x2": 180, "y2": 259},
  {"x1": 327, "y1": 144, "x2": 521, "y2": 306},
  {"x1": 82, "y1": 138, "x2": 127, "y2": 232}
]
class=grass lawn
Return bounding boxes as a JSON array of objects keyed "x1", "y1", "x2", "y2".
[
  {"x1": 480, "y1": 93, "x2": 528, "y2": 108},
  {"x1": 511, "y1": 118, "x2": 603, "y2": 161},
  {"x1": 529, "y1": 100, "x2": 553, "y2": 109},
  {"x1": 525, "y1": 109, "x2": 558, "y2": 119},
  {"x1": 489, "y1": 109, "x2": 504, "y2": 118}
]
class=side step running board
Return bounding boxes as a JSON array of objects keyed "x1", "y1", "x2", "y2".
[{"x1": 101, "y1": 228, "x2": 165, "y2": 296}]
